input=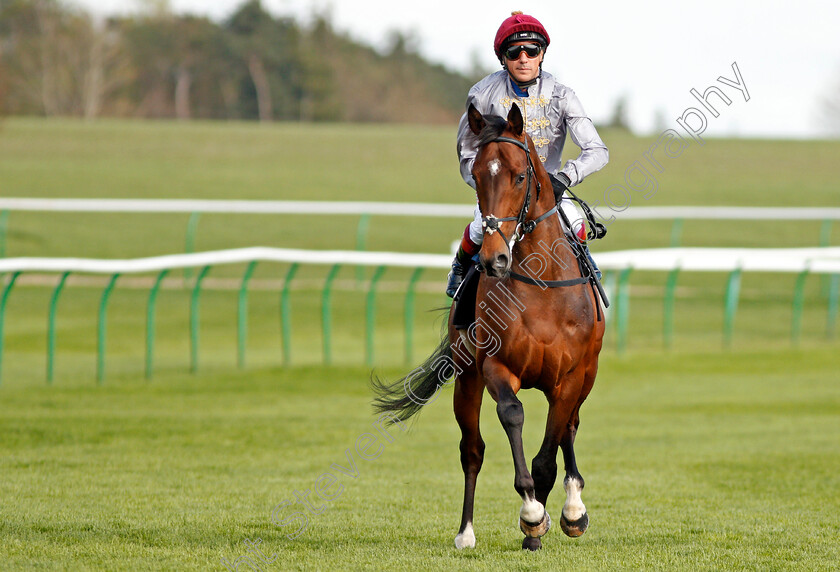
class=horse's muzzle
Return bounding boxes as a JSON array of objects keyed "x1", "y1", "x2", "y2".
[{"x1": 483, "y1": 253, "x2": 510, "y2": 278}]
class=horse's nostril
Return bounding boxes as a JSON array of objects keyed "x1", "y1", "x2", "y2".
[{"x1": 482, "y1": 253, "x2": 509, "y2": 277}]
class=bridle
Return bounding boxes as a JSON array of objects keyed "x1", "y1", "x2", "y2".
[
  {"x1": 480, "y1": 136, "x2": 557, "y2": 253},
  {"x1": 477, "y1": 134, "x2": 606, "y2": 312}
]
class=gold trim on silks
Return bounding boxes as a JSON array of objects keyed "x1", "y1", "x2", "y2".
[
  {"x1": 529, "y1": 94, "x2": 550, "y2": 108},
  {"x1": 528, "y1": 117, "x2": 551, "y2": 130},
  {"x1": 499, "y1": 94, "x2": 551, "y2": 165},
  {"x1": 499, "y1": 94, "x2": 550, "y2": 111},
  {"x1": 499, "y1": 96, "x2": 514, "y2": 108}
]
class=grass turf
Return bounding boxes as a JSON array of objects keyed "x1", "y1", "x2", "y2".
[{"x1": 0, "y1": 349, "x2": 838, "y2": 570}]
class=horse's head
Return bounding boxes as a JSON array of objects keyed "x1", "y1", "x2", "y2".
[{"x1": 468, "y1": 103, "x2": 548, "y2": 278}]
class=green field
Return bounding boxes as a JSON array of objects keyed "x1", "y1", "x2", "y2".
[
  {"x1": 1, "y1": 351, "x2": 838, "y2": 570},
  {"x1": 0, "y1": 118, "x2": 839, "y2": 570}
]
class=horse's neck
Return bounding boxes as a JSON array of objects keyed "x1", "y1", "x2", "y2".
[{"x1": 512, "y1": 203, "x2": 580, "y2": 280}]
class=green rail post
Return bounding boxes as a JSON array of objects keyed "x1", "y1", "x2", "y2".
[
  {"x1": 145, "y1": 269, "x2": 170, "y2": 380},
  {"x1": 670, "y1": 218, "x2": 684, "y2": 247},
  {"x1": 47, "y1": 271, "x2": 71, "y2": 384},
  {"x1": 96, "y1": 273, "x2": 120, "y2": 385},
  {"x1": 355, "y1": 213, "x2": 371, "y2": 284},
  {"x1": 791, "y1": 268, "x2": 810, "y2": 346},
  {"x1": 0, "y1": 271, "x2": 21, "y2": 386},
  {"x1": 237, "y1": 261, "x2": 258, "y2": 370},
  {"x1": 826, "y1": 274, "x2": 839, "y2": 339},
  {"x1": 723, "y1": 267, "x2": 742, "y2": 349},
  {"x1": 189, "y1": 265, "x2": 211, "y2": 374},
  {"x1": 615, "y1": 267, "x2": 632, "y2": 355},
  {"x1": 663, "y1": 266, "x2": 680, "y2": 350},
  {"x1": 365, "y1": 266, "x2": 387, "y2": 367},
  {"x1": 820, "y1": 219, "x2": 832, "y2": 297},
  {"x1": 0, "y1": 210, "x2": 9, "y2": 258},
  {"x1": 321, "y1": 264, "x2": 341, "y2": 366},
  {"x1": 601, "y1": 269, "x2": 617, "y2": 333},
  {"x1": 280, "y1": 263, "x2": 299, "y2": 365},
  {"x1": 820, "y1": 219, "x2": 832, "y2": 247},
  {"x1": 404, "y1": 267, "x2": 425, "y2": 365},
  {"x1": 184, "y1": 212, "x2": 201, "y2": 282}
]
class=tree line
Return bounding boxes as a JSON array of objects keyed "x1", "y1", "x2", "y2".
[{"x1": 0, "y1": 0, "x2": 481, "y2": 122}]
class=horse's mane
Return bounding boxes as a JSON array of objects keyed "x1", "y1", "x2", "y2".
[{"x1": 476, "y1": 114, "x2": 510, "y2": 147}]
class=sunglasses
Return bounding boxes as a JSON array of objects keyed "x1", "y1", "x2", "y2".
[{"x1": 504, "y1": 43, "x2": 542, "y2": 60}]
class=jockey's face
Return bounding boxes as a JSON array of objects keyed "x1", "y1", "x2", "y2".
[{"x1": 504, "y1": 41, "x2": 544, "y2": 84}]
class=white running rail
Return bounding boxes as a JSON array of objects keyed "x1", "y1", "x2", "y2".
[
  {"x1": 2, "y1": 246, "x2": 840, "y2": 275},
  {"x1": 2, "y1": 198, "x2": 840, "y2": 220}
]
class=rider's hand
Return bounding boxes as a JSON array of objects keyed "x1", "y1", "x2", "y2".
[{"x1": 549, "y1": 173, "x2": 571, "y2": 204}]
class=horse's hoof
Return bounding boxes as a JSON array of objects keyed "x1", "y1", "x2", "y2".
[
  {"x1": 560, "y1": 511, "x2": 589, "y2": 537},
  {"x1": 519, "y1": 510, "x2": 551, "y2": 538},
  {"x1": 522, "y1": 537, "x2": 542, "y2": 551}
]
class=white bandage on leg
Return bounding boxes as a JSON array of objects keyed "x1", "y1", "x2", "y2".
[
  {"x1": 469, "y1": 203, "x2": 485, "y2": 245},
  {"x1": 558, "y1": 194, "x2": 587, "y2": 241}
]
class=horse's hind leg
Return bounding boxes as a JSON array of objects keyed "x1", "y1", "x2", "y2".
[
  {"x1": 557, "y1": 357, "x2": 599, "y2": 538},
  {"x1": 524, "y1": 394, "x2": 577, "y2": 549},
  {"x1": 453, "y1": 370, "x2": 485, "y2": 549},
  {"x1": 558, "y1": 406, "x2": 589, "y2": 537},
  {"x1": 526, "y1": 428, "x2": 560, "y2": 550}
]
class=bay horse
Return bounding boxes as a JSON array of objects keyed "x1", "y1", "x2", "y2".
[{"x1": 372, "y1": 102, "x2": 605, "y2": 551}]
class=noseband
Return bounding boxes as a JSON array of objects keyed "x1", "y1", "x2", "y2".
[{"x1": 481, "y1": 136, "x2": 557, "y2": 252}]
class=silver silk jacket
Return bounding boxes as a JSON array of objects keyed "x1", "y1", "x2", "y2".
[{"x1": 457, "y1": 70, "x2": 608, "y2": 189}]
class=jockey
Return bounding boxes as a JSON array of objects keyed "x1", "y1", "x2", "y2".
[{"x1": 446, "y1": 11, "x2": 609, "y2": 298}]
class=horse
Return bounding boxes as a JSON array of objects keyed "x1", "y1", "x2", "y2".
[{"x1": 372, "y1": 102, "x2": 605, "y2": 551}]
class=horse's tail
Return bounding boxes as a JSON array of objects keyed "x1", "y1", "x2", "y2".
[{"x1": 370, "y1": 333, "x2": 453, "y2": 425}]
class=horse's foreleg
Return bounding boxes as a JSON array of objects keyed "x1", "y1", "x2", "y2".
[{"x1": 453, "y1": 372, "x2": 485, "y2": 549}]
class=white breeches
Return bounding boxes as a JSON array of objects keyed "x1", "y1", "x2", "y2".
[{"x1": 467, "y1": 194, "x2": 586, "y2": 246}]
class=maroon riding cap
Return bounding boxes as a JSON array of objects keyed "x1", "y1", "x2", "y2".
[{"x1": 493, "y1": 11, "x2": 551, "y2": 60}]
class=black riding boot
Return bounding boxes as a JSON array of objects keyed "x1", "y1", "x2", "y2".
[{"x1": 446, "y1": 247, "x2": 474, "y2": 298}]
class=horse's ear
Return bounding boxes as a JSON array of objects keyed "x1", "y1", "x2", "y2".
[
  {"x1": 507, "y1": 103, "x2": 524, "y2": 136},
  {"x1": 467, "y1": 104, "x2": 485, "y2": 135}
]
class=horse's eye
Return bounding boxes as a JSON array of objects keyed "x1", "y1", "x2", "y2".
[{"x1": 516, "y1": 173, "x2": 526, "y2": 185}]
